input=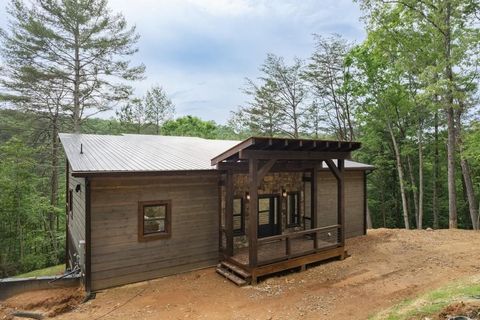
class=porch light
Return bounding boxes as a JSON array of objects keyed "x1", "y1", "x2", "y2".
[
  {"x1": 245, "y1": 192, "x2": 250, "y2": 200},
  {"x1": 282, "y1": 188, "x2": 287, "y2": 197}
]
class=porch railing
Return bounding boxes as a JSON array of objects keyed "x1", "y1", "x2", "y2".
[{"x1": 256, "y1": 224, "x2": 341, "y2": 266}]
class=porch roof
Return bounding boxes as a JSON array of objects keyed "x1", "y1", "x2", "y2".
[{"x1": 211, "y1": 137, "x2": 362, "y2": 165}]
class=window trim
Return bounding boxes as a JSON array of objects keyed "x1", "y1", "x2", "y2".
[
  {"x1": 286, "y1": 192, "x2": 301, "y2": 228},
  {"x1": 138, "y1": 200, "x2": 172, "y2": 241},
  {"x1": 233, "y1": 197, "x2": 245, "y2": 236}
]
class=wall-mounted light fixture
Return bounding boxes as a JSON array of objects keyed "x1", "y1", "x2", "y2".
[
  {"x1": 75, "y1": 184, "x2": 81, "y2": 193},
  {"x1": 282, "y1": 188, "x2": 287, "y2": 197},
  {"x1": 245, "y1": 192, "x2": 250, "y2": 201}
]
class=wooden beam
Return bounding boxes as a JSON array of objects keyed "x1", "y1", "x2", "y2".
[
  {"x1": 211, "y1": 137, "x2": 255, "y2": 165},
  {"x1": 248, "y1": 158, "x2": 258, "y2": 268},
  {"x1": 337, "y1": 159, "x2": 345, "y2": 246},
  {"x1": 311, "y1": 162, "x2": 319, "y2": 230},
  {"x1": 218, "y1": 175, "x2": 223, "y2": 255},
  {"x1": 225, "y1": 170, "x2": 234, "y2": 256},
  {"x1": 325, "y1": 159, "x2": 341, "y2": 181},
  {"x1": 239, "y1": 150, "x2": 351, "y2": 161},
  {"x1": 256, "y1": 159, "x2": 277, "y2": 186}
]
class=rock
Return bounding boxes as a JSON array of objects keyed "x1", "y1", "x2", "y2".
[{"x1": 426, "y1": 228, "x2": 433, "y2": 231}]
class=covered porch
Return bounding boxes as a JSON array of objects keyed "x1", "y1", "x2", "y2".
[{"x1": 212, "y1": 137, "x2": 361, "y2": 285}]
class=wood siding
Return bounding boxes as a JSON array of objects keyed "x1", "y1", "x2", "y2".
[
  {"x1": 89, "y1": 175, "x2": 219, "y2": 291},
  {"x1": 68, "y1": 171, "x2": 86, "y2": 269},
  {"x1": 316, "y1": 171, "x2": 365, "y2": 238}
]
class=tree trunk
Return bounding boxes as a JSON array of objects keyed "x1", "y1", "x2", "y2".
[
  {"x1": 49, "y1": 116, "x2": 59, "y2": 232},
  {"x1": 387, "y1": 121, "x2": 410, "y2": 229},
  {"x1": 366, "y1": 206, "x2": 372, "y2": 229},
  {"x1": 432, "y1": 111, "x2": 439, "y2": 229},
  {"x1": 455, "y1": 107, "x2": 479, "y2": 230},
  {"x1": 417, "y1": 122, "x2": 424, "y2": 229},
  {"x1": 407, "y1": 156, "x2": 419, "y2": 228},
  {"x1": 444, "y1": 1, "x2": 457, "y2": 228},
  {"x1": 73, "y1": 23, "x2": 81, "y2": 133}
]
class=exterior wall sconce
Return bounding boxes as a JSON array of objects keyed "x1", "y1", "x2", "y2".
[
  {"x1": 245, "y1": 192, "x2": 250, "y2": 200},
  {"x1": 75, "y1": 184, "x2": 81, "y2": 193},
  {"x1": 282, "y1": 188, "x2": 287, "y2": 197}
]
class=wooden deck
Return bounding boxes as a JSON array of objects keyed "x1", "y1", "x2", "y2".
[
  {"x1": 230, "y1": 237, "x2": 339, "y2": 266},
  {"x1": 219, "y1": 226, "x2": 345, "y2": 285}
]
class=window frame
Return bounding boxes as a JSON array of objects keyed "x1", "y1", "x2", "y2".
[
  {"x1": 232, "y1": 197, "x2": 245, "y2": 236},
  {"x1": 286, "y1": 192, "x2": 301, "y2": 228},
  {"x1": 138, "y1": 200, "x2": 172, "y2": 241}
]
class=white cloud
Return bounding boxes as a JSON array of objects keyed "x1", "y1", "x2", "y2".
[{"x1": 0, "y1": 0, "x2": 366, "y2": 123}]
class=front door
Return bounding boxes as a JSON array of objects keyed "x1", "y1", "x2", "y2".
[{"x1": 258, "y1": 195, "x2": 280, "y2": 238}]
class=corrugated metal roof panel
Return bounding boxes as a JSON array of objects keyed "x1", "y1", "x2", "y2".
[
  {"x1": 59, "y1": 133, "x2": 374, "y2": 173},
  {"x1": 59, "y1": 133, "x2": 239, "y2": 173}
]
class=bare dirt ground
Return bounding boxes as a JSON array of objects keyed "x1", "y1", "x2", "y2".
[{"x1": 2, "y1": 229, "x2": 480, "y2": 320}]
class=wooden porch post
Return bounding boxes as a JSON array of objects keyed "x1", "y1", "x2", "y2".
[
  {"x1": 248, "y1": 158, "x2": 258, "y2": 268},
  {"x1": 225, "y1": 170, "x2": 234, "y2": 257},
  {"x1": 311, "y1": 162, "x2": 319, "y2": 229},
  {"x1": 337, "y1": 159, "x2": 345, "y2": 246}
]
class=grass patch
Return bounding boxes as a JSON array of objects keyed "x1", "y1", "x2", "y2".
[
  {"x1": 370, "y1": 275, "x2": 480, "y2": 320},
  {"x1": 13, "y1": 264, "x2": 65, "y2": 278}
]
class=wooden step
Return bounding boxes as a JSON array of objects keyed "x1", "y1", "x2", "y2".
[
  {"x1": 220, "y1": 261, "x2": 251, "y2": 279},
  {"x1": 216, "y1": 266, "x2": 247, "y2": 286}
]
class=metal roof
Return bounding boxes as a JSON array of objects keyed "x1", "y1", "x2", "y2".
[{"x1": 59, "y1": 133, "x2": 373, "y2": 175}]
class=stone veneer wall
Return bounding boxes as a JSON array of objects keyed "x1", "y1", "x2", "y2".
[{"x1": 231, "y1": 172, "x2": 305, "y2": 248}]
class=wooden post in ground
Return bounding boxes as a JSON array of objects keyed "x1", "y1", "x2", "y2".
[
  {"x1": 225, "y1": 170, "x2": 234, "y2": 257},
  {"x1": 248, "y1": 158, "x2": 258, "y2": 269},
  {"x1": 337, "y1": 159, "x2": 345, "y2": 247}
]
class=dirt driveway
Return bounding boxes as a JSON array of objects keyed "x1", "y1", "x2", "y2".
[{"x1": 2, "y1": 229, "x2": 480, "y2": 319}]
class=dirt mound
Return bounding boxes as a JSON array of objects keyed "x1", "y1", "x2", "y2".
[
  {"x1": 437, "y1": 301, "x2": 480, "y2": 320},
  {"x1": 0, "y1": 287, "x2": 84, "y2": 318}
]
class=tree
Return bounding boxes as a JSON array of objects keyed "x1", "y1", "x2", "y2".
[
  {"x1": 304, "y1": 34, "x2": 356, "y2": 141},
  {"x1": 145, "y1": 86, "x2": 175, "y2": 135},
  {"x1": 231, "y1": 54, "x2": 307, "y2": 138},
  {"x1": 231, "y1": 80, "x2": 285, "y2": 137},
  {"x1": 302, "y1": 100, "x2": 325, "y2": 139},
  {"x1": 0, "y1": 0, "x2": 145, "y2": 133},
  {"x1": 116, "y1": 98, "x2": 146, "y2": 134},
  {"x1": 357, "y1": 0, "x2": 480, "y2": 228},
  {"x1": 261, "y1": 54, "x2": 307, "y2": 138},
  {"x1": 161, "y1": 116, "x2": 226, "y2": 139},
  {"x1": 0, "y1": 137, "x2": 54, "y2": 276}
]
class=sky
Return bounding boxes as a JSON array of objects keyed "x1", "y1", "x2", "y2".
[{"x1": 0, "y1": 0, "x2": 366, "y2": 124}]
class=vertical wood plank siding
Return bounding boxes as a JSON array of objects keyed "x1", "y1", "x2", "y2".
[
  {"x1": 68, "y1": 171, "x2": 86, "y2": 266},
  {"x1": 316, "y1": 171, "x2": 365, "y2": 238},
  {"x1": 89, "y1": 175, "x2": 219, "y2": 291}
]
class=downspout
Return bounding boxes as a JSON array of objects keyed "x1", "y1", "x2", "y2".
[
  {"x1": 85, "y1": 177, "x2": 92, "y2": 294},
  {"x1": 65, "y1": 160, "x2": 70, "y2": 270}
]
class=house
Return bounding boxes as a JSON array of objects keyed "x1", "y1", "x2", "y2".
[{"x1": 59, "y1": 133, "x2": 373, "y2": 292}]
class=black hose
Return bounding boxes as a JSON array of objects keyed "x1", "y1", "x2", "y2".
[{"x1": 48, "y1": 266, "x2": 80, "y2": 283}]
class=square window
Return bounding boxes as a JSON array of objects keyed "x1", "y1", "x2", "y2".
[{"x1": 138, "y1": 200, "x2": 171, "y2": 241}]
